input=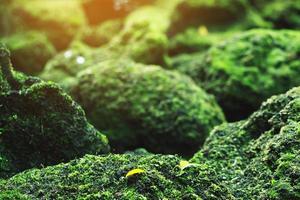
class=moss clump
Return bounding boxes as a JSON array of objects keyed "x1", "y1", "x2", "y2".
[
  {"x1": 79, "y1": 19, "x2": 123, "y2": 47},
  {"x1": 0, "y1": 154, "x2": 234, "y2": 200},
  {"x1": 170, "y1": 29, "x2": 300, "y2": 121},
  {"x1": 0, "y1": 44, "x2": 109, "y2": 178},
  {"x1": 248, "y1": 0, "x2": 300, "y2": 29},
  {"x1": 70, "y1": 60, "x2": 225, "y2": 156},
  {"x1": 0, "y1": 31, "x2": 56, "y2": 75},
  {"x1": 169, "y1": 0, "x2": 247, "y2": 35},
  {"x1": 11, "y1": 0, "x2": 86, "y2": 50},
  {"x1": 167, "y1": 27, "x2": 236, "y2": 56},
  {"x1": 39, "y1": 42, "x2": 114, "y2": 90},
  {"x1": 192, "y1": 86, "x2": 300, "y2": 199}
]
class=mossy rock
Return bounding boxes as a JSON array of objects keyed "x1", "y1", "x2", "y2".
[
  {"x1": 169, "y1": 0, "x2": 247, "y2": 35},
  {"x1": 78, "y1": 19, "x2": 124, "y2": 47},
  {"x1": 0, "y1": 154, "x2": 234, "y2": 199},
  {"x1": 248, "y1": 0, "x2": 300, "y2": 29},
  {"x1": 0, "y1": 44, "x2": 109, "y2": 178},
  {"x1": 70, "y1": 60, "x2": 225, "y2": 156},
  {"x1": 192, "y1": 86, "x2": 300, "y2": 199},
  {"x1": 11, "y1": 0, "x2": 86, "y2": 50},
  {"x1": 170, "y1": 29, "x2": 300, "y2": 121},
  {"x1": 39, "y1": 42, "x2": 115, "y2": 90},
  {"x1": 167, "y1": 27, "x2": 236, "y2": 56},
  {"x1": 1, "y1": 31, "x2": 56, "y2": 75}
]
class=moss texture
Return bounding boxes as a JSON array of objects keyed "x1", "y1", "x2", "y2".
[
  {"x1": 70, "y1": 60, "x2": 225, "y2": 156},
  {"x1": 0, "y1": 44, "x2": 109, "y2": 178},
  {"x1": 0, "y1": 31, "x2": 56, "y2": 75},
  {"x1": 0, "y1": 154, "x2": 234, "y2": 200},
  {"x1": 170, "y1": 29, "x2": 300, "y2": 121},
  {"x1": 192, "y1": 86, "x2": 300, "y2": 199}
]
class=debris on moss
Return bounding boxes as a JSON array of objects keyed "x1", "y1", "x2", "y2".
[
  {"x1": 0, "y1": 44, "x2": 110, "y2": 178},
  {"x1": 70, "y1": 60, "x2": 225, "y2": 156},
  {"x1": 169, "y1": 29, "x2": 300, "y2": 121},
  {"x1": 192, "y1": 86, "x2": 300, "y2": 199},
  {"x1": 0, "y1": 154, "x2": 234, "y2": 200}
]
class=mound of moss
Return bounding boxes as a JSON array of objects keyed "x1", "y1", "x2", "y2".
[
  {"x1": 11, "y1": 0, "x2": 86, "y2": 50},
  {"x1": 70, "y1": 60, "x2": 225, "y2": 156},
  {"x1": 248, "y1": 0, "x2": 300, "y2": 29},
  {"x1": 169, "y1": 0, "x2": 247, "y2": 35},
  {"x1": 0, "y1": 153, "x2": 234, "y2": 200},
  {"x1": 170, "y1": 29, "x2": 300, "y2": 121},
  {"x1": 39, "y1": 42, "x2": 114, "y2": 90},
  {"x1": 79, "y1": 19, "x2": 123, "y2": 47},
  {"x1": 192, "y1": 86, "x2": 300, "y2": 199},
  {"x1": 0, "y1": 44, "x2": 109, "y2": 178},
  {"x1": 1, "y1": 31, "x2": 56, "y2": 75}
]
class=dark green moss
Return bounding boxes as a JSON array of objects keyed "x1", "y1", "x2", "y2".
[
  {"x1": 1, "y1": 31, "x2": 56, "y2": 75},
  {"x1": 70, "y1": 60, "x2": 225, "y2": 156},
  {"x1": 0, "y1": 44, "x2": 109, "y2": 178},
  {"x1": 0, "y1": 154, "x2": 234, "y2": 200},
  {"x1": 170, "y1": 29, "x2": 300, "y2": 121},
  {"x1": 192, "y1": 86, "x2": 300, "y2": 199}
]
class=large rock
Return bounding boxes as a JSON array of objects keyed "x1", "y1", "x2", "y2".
[
  {"x1": 192, "y1": 86, "x2": 300, "y2": 199},
  {"x1": 170, "y1": 29, "x2": 300, "y2": 121},
  {"x1": 1, "y1": 31, "x2": 56, "y2": 75},
  {"x1": 70, "y1": 60, "x2": 225, "y2": 155},
  {"x1": 0, "y1": 44, "x2": 109, "y2": 178}
]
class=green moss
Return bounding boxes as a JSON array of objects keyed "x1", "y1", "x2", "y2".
[
  {"x1": 11, "y1": 0, "x2": 86, "y2": 50},
  {"x1": 70, "y1": 60, "x2": 225, "y2": 156},
  {"x1": 170, "y1": 29, "x2": 300, "y2": 121},
  {"x1": 0, "y1": 153, "x2": 234, "y2": 199},
  {"x1": 79, "y1": 19, "x2": 123, "y2": 47},
  {"x1": 0, "y1": 44, "x2": 109, "y2": 178},
  {"x1": 39, "y1": 42, "x2": 114, "y2": 90},
  {"x1": 168, "y1": 28, "x2": 236, "y2": 56},
  {"x1": 192, "y1": 86, "x2": 300, "y2": 199},
  {"x1": 169, "y1": 0, "x2": 248, "y2": 35},
  {"x1": 1, "y1": 31, "x2": 56, "y2": 75}
]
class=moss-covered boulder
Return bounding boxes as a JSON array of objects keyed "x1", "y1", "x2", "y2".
[
  {"x1": 79, "y1": 19, "x2": 123, "y2": 47},
  {"x1": 169, "y1": 0, "x2": 247, "y2": 35},
  {"x1": 0, "y1": 154, "x2": 234, "y2": 199},
  {"x1": 11, "y1": 0, "x2": 86, "y2": 50},
  {"x1": 70, "y1": 60, "x2": 225, "y2": 156},
  {"x1": 0, "y1": 44, "x2": 109, "y2": 178},
  {"x1": 249, "y1": 0, "x2": 300, "y2": 29},
  {"x1": 170, "y1": 29, "x2": 300, "y2": 121},
  {"x1": 39, "y1": 42, "x2": 114, "y2": 90},
  {"x1": 192, "y1": 86, "x2": 300, "y2": 199},
  {"x1": 1, "y1": 31, "x2": 56, "y2": 75}
]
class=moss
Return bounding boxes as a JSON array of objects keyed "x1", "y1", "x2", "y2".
[
  {"x1": 169, "y1": 0, "x2": 248, "y2": 35},
  {"x1": 70, "y1": 60, "x2": 225, "y2": 156},
  {"x1": 79, "y1": 19, "x2": 123, "y2": 47},
  {"x1": 11, "y1": 0, "x2": 86, "y2": 50},
  {"x1": 192, "y1": 86, "x2": 300, "y2": 199},
  {"x1": 170, "y1": 29, "x2": 300, "y2": 121},
  {"x1": 248, "y1": 0, "x2": 300, "y2": 29},
  {"x1": 0, "y1": 44, "x2": 110, "y2": 178},
  {"x1": 0, "y1": 153, "x2": 234, "y2": 199},
  {"x1": 39, "y1": 42, "x2": 114, "y2": 90},
  {"x1": 167, "y1": 28, "x2": 236, "y2": 56},
  {"x1": 0, "y1": 31, "x2": 56, "y2": 75}
]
